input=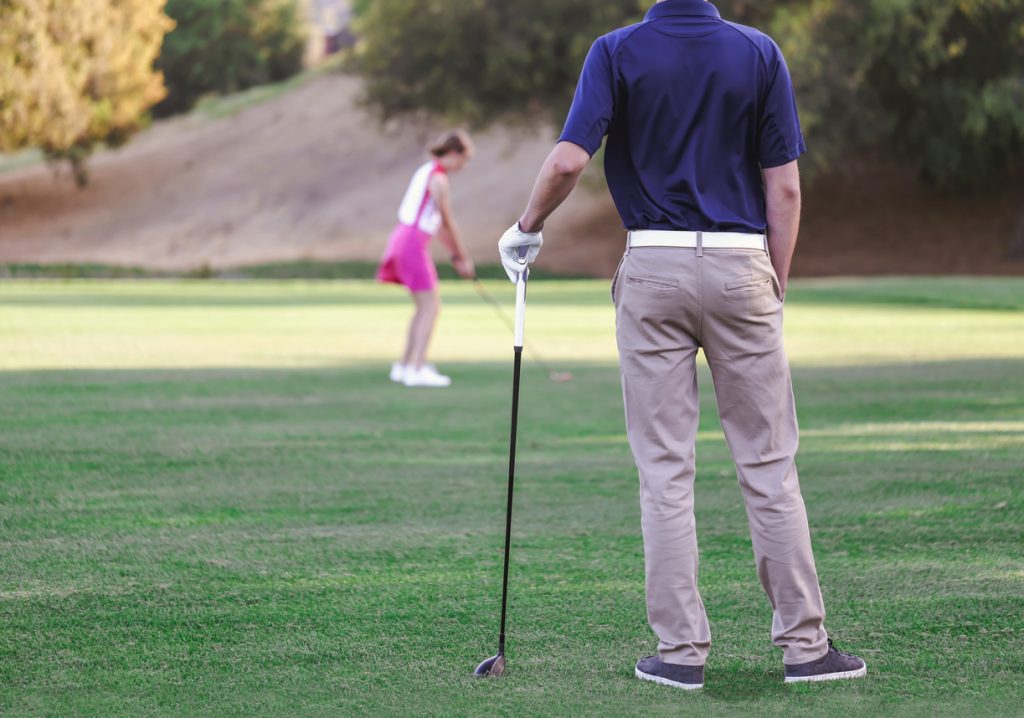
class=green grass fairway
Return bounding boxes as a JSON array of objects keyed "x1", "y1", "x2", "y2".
[{"x1": 1, "y1": 278, "x2": 1022, "y2": 716}]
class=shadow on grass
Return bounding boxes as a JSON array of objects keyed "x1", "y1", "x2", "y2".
[{"x1": 1, "y1": 275, "x2": 1022, "y2": 310}]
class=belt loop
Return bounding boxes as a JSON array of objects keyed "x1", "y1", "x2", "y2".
[
  {"x1": 695, "y1": 231, "x2": 703, "y2": 257},
  {"x1": 763, "y1": 235, "x2": 770, "y2": 256},
  {"x1": 625, "y1": 231, "x2": 632, "y2": 256}
]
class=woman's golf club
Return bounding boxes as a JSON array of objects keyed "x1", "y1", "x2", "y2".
[
  {"x1": 471, "y1": 276, "x2": 573, "y2": 383},
  {"x1": 474, "y1": 250, "x2": 529, "y2": 678}
]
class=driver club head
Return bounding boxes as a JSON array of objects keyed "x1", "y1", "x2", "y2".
[{"x1": 474, "y1": 653, "x2": 506, "y2": 677}]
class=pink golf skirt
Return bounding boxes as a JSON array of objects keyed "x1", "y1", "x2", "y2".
[{"x1": 376, "y1": 222, "x2": 438, "y2": 293}]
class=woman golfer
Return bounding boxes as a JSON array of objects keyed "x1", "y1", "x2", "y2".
[{"x1": 377, "y1": 130, "x2": 475, "y2": 387}]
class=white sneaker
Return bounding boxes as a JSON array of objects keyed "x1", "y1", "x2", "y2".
[
  {"x1": 403, "y1": 365, "x2": 452, "y2": 387},
  {"x1": 389, "y1": 363, "x2": 406, "y2": 383}
]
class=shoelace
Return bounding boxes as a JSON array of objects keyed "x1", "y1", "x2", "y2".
[{"x1": 827, "y1": 638, "x2": 855, "y2": 658}]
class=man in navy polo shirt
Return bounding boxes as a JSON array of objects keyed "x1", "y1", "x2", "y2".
[{"x1": 498, "y1": 0, "x2": 867, "y2": 689}]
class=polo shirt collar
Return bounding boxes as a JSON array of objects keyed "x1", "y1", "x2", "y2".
[{"x1": 645, "y1": 0, "x2": 721, "y2": 20}]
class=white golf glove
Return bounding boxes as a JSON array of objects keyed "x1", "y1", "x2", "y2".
[{"x1": 498, "y1": 223, "x2": 543, "y2": 283}]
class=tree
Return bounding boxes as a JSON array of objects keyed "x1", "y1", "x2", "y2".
[
  {"x1": 348, "y1": 0, "x2": 641, "y2": 128},
  {"x1": 155, "y1": 0, "x2": 306, "y2": 116},
  {"x1": 0, "y1": 0, "x2": 173, "y2": 186},
  {"x1": 774, "y1": 0, "x2": 1024, "y2": 186}
]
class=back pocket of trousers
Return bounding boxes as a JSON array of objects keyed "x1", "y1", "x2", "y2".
[
  {"x1": 724, "y1": 276, "x2": 771, "y2": 296},
  {"x1": 627, "y1": 275, "x2": 679, "y2": 291}
]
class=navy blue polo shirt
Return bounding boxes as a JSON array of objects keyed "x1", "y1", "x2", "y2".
[{"x1": 558, "y1": 0, "x2": 806, "y2": 234}]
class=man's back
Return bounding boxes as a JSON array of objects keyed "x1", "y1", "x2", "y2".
[{"x1": 559, "y1": 0, "x2": 804, "y2": 234}]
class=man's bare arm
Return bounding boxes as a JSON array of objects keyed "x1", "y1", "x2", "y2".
[
  {"x1": 518, "y1": 142, "x2": 592, "y2": 233},
  {"x1": 762, "y1": 160, "x2": 801, "y2": 297}
]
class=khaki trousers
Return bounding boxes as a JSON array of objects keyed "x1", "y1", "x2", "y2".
[{"x1": 612, "y1": 244, "x2": 828, "y2": 666}]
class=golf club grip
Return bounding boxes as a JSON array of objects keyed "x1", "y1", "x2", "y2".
[{"x1": 513, "y1": 273, "x2": 527, "y2": 348}]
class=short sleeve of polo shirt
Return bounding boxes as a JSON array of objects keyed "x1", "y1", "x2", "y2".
[
  {"x1": 758, "y1": 41, "x2": 806, "y2": 168},
  {"x1": 558, "y1": 39, "x2": 616, "y2": 156}
]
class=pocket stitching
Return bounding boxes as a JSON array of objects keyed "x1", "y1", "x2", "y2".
[
  {"x1": 626, "y1": 274, "x2": 679, "y2": 290},
  {"x1": 724, "y1": 276, "x2": 771, "y2": 292}
]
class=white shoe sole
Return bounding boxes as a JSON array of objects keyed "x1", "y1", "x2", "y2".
[
  {"x1": 784, "y1": 664, "x2": 867, "y2": 684},
  {"x1": 635, "y1": 667, "x2": 703, "y2": 691}
]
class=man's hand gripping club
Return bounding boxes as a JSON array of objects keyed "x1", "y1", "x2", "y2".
[{"x1": 498, "y1": 224, "x2": 543, "y2": 282}]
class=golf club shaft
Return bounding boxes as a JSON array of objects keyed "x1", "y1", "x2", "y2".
[
  {"x1": 496, "y1": 266, "x2": 528, "y2": 656},
  {"x1": 472, "y1": 279, "x2": 561, "y2": 377},
  {"x1": 498, "y1": 344, "x2": 522, "y2": 655}
]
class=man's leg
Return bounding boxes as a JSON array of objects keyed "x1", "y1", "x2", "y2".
[
  {"x1": 701, "y1": 249, "x2": 828, "y2": 665},
  {"x1": 615, "y1": 248, "x2": 710, "y2": 666}
]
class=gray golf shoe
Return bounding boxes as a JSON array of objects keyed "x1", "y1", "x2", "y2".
[
  {"x1": 784, "y1": 639, "x2": 867, "y2": 684},
  {"x1": 634, "y1": 655, "x2": 704, "y2": 690}
]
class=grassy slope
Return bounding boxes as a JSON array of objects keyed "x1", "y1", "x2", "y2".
[{"x1": 0, "y1": 278, "x2": 1022, "y2": 716}]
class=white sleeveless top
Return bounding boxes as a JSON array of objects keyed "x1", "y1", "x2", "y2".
[{"x1": 397, "y1": 161, "x2": 442, "y2": 234}]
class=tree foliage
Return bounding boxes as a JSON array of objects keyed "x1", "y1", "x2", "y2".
[
  {"x1": 351, "y1": 0, "x2": 1024, "y2": 186},
  {"x1": 775, "y1": 0, "x2": 1024, "y2": 185},
  {"x1": 155, "y1": 0, "x2": 306, "y2": 116},
  {"x1": 349, "y1": 0, "x2": 641, "y2": 127},
  {"x1": 0, "y1": 0, "x2": 173, "y2": 185}
]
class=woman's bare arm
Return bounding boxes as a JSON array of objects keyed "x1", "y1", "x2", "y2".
[{"x1": 430, "y1": 173, "x2": 474, "y2": 278}]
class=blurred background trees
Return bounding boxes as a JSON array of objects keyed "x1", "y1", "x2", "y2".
[
  {"x1": 350, "y1": 0, "x2": 1024, "y2": 188},
  {"x1": 1, "y1": 0, "x2": 1020, "y2": 195},
  {"x1": 0, "y1": 0, "x2": 309, "y2": 184},
  {"x1": 777, "y1": 0, "x2": 1024, "y2": 187},
  {"x1": 155, "y1": 0, "x2": 306, "y2": 116},
  {"x1": 0, "y1": 0, "x2": 173, "y2": 186},
  {"x1": 348, "y1": 0, "x2": 639, "y2": 127}
]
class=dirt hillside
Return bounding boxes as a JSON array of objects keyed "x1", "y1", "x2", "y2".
[
  {"x1": 0, "y1": 73, "x2": 617, "y2": 274},
  {"x1": 0, "y1": 71, "x2": 1021, "y2": 277}
]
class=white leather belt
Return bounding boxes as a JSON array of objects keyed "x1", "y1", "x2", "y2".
[{"x1": 628, "y1": 230, "x2": 767, "y2": 251}]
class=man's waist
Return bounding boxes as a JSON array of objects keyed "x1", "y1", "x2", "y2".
[{"x1": 627, "y1": 229, "x2": 767, "y2": 251}]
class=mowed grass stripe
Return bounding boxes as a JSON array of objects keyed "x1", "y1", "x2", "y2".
[{"x1": 1, "y1": 278, "x2": 1024, "y2": 369}]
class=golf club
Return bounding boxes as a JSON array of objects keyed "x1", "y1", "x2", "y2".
[
  {"x1": 474, "y1": 248, "x2": 529, "y2": 678},
  {"x1": 471, "y1": 276, "x2": 573, "y2": 383}
]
